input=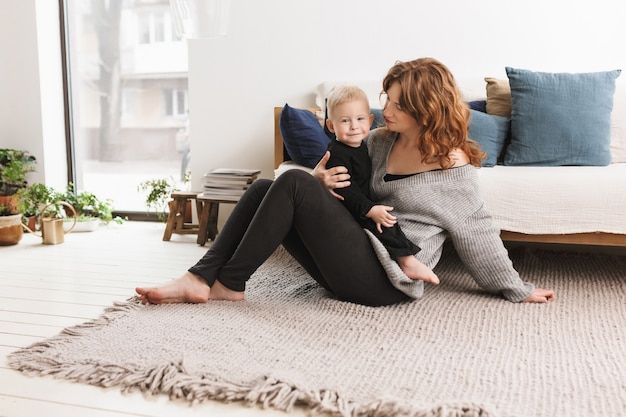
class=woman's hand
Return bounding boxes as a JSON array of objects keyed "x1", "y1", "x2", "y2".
[
  {"x1": 312, "y1": 151, "x2": 351, "y2": 200},
  {"x1": 523, "y1": 288, "x2": 556, "y2": 303}
]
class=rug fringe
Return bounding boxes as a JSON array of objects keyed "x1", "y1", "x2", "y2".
[
  {"x1": 244, "y1": 376, "x2": 304, "y2": 411},
  {"x1": 9, "y1": 352, "x2": 495, "y2": 417}
]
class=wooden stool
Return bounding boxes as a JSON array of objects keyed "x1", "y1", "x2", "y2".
[
  {"x1": 196, "y1": 194, "x2": 240, "y2": 246},
  {"x1": 162, "y1": 191, "x2": 202, "y2": 241}
]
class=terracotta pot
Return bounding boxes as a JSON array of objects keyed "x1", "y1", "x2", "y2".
[
  {"x1": 0, "y1": 213, "x2": 24, "y2": 246},
  {"x1": 26, "y1": 215, "x2": 37, "y2": 231},
  {"x1": 0, "y1": 195, "x2": 18, "y2": 213}
]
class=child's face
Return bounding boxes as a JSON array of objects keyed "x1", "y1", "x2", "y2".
[{"x1": 326, "y1": 100, "x2": 374, "y2": 148}]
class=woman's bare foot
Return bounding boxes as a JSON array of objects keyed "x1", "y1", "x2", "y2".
[
  {"x1": 208, "y1": 280, "x2": 245, "y2": 301},
  {"x1": 136, "y1": 272, "x2": 245, "y2": 304},
  {"x1": 136, "y1": 271, "x2": 211, "y2": 304},
  {"x1": 398, "y1": 256, "x2": 439, "y2": 285}
]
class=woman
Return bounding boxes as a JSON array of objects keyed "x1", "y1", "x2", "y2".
[{"x1": 136, "y1": 58, "x2": 554, "y2": 306}]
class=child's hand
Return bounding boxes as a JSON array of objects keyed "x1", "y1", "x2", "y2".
[{"x1": 367, "y1": 205, "x2": 396, "y2": 233}]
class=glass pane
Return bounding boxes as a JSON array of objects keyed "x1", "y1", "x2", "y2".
[{"x1": 65, "y1": 0, "x2": 189, "y2": 213}]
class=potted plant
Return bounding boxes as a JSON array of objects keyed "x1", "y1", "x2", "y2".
[
  {"x1": 0, "y1": 148, "x2": 37, "y2": 210},
  {"x1": 137, "y1": 176, "x2": 179, "y2": 221},
  {"x1": 0, "y1": 202, "x2": 24, "y2": 245},
  {"x1": 0, "y1": 149, "x2": 37, "y2": 245},
  {"x1": 58, "y1": 183, "x2": 115, "y2": 231},
  {"x1": 0, "y1": 149, "x2": 37, "y2": 196},
  {"x1": 15, "y1": 183, "x2": 56, "y2": 231}
]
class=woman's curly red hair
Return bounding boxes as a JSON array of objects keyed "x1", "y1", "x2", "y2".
[{"x1": 382, "y1": 58, "x2": 485, "y2": 168}]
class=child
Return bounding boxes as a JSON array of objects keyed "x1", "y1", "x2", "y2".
[{"x1": 325, "y1": 85, "x2": 439, "y2": 285}]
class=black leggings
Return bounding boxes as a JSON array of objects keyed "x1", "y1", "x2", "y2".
[{"x1": 188, "y1": 169, "x2": 408, "y2": 306}]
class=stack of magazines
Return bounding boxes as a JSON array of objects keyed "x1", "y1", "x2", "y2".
[{"x1": 200, "y1": 168, "x2": 261, "y2": 200}]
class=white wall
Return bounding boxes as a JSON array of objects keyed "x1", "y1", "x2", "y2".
[
  {"x1": 0, "y1": 0, "x2": 42, "y2": 164},
  {"x1": 188, "y1": 0, "x2": 626, "y2": 191},
  {"x1": 0, "y1": 0, "x2": 67, "y2": 190},
  {"x1": 2, "y1": 0, "x2": 626, "y2": 200}
]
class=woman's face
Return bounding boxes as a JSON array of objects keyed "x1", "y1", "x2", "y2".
[{"x1": 382, "y1": 81, "x2": 419, "y2": 134}]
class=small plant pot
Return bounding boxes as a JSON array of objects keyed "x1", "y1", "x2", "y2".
[
  {"x1": 0, "y1": 213, "x2": 24, "y2": 246},
  {"x1": 24, "y1": 215, "x2": 37, "y2": 231}
]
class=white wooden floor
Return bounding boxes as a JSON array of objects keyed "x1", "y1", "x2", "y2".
[{"x1": 0, "y1": 221, "x2": 311, "y2": 417}]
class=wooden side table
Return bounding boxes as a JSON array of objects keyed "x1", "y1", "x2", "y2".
[
  {"x1": 162, "y1": 191, "x2": 202, "y2": 241},
  {"x1": 196, "y1": 194, "x2": 240, "y2": 246}
]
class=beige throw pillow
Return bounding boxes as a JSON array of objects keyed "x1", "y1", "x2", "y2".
[{"x1": 485, "y1": 77, "x2": 512, "y2": 118}]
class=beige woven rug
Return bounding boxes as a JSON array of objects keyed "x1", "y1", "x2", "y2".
[{"x1": 8, "y1": 245, "x2": 626, "y2": 417}]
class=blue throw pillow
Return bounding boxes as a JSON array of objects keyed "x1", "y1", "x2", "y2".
[
  {"x1": 468, "y1": 110, "x2": 510, "y2": 167},
  {"x1": 279, "y1": 104, "x2": 330, "y2": 168},
  {"x1": 468, "y1": 100, "x2": 487, "y2": 113},
  {"x1": 370, "y1": 108, "x2": 385, "y2": 129},
  {"x1": 503, "y1": 67, "x2": 621, "y2": 166}
]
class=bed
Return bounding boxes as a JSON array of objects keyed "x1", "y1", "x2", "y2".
[{"x1": 273, "y1": 106, "x2": 626, "y2": 247}]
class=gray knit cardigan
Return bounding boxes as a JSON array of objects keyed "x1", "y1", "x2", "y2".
[{"x1": 365, "y1": 129, "x2": 534, "y2": 302}]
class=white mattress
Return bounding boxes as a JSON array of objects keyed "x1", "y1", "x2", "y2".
[
  {"x1": 477, "y1": 163, "x2": 626, "y2": 235},
  {"x1": 276, "y1": 161, "x2": 626, "y2": 236}
]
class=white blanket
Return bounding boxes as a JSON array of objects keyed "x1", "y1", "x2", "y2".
[
  {"x1": 477, "y1": 163, "x2": 626, "y2": 235},
  {"x1": 276, "y1": 162, "x2": 626, "y2": 236}
]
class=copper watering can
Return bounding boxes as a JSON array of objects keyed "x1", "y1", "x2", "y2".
[{"x1": 22, "y1": 201, "x2": 77, "y2": 245}]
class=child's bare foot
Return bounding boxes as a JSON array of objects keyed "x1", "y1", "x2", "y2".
[{"x1": 398, "y1": 256, "x2": 439, "y2": 285}]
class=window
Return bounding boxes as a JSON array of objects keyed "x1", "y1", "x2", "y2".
[
  {"x1": 138, "y1": 10, "x2": 177, "y2": 44},
  {"x1": 164, "y1": 88, "x2": 188, "y2": 117},
  {"x1": 63, "y1": 0, "x2": 189, "y2": 214},
  {"x1": 121, "y1": 88, "x2": 136, "y2": 121}
]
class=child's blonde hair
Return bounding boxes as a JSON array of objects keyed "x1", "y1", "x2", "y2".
[{"x1": 326, "y1": 85, "x2": 370, "y2": 119}]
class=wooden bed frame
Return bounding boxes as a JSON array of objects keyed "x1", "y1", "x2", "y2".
[{"x1": 274, "y1": 107, "x2": 626, "y2": 247}]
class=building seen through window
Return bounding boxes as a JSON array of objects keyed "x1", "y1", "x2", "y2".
[{"x1": 64, "y1": 0, "x2": 189, "y2": 214}]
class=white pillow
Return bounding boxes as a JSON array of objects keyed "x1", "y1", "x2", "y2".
[
  {"x1": 611, "y1": 82, "x2": 626, "y2": 163},
  {"x1": 456, "y1": 78, "x2": 488, "y2": 102},
  {"x1": 273, "y1": 160, "x2": 313, "y2": 180},
  {"x1": 316, "y1": 78, "x2": 488, "y2": 112},
  {"x1": 316, "y1": 80, "x2": 383, "y2": 112}
]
